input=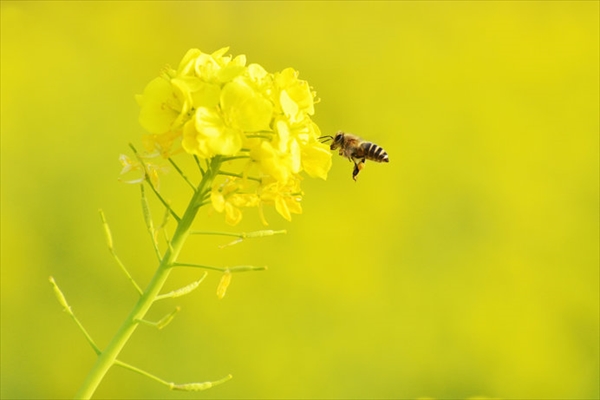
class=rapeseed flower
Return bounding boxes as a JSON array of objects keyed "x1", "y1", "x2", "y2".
[
  {"x1": 65, "y1": 48, "x2": 312, "y2": 399},
  {"x1": 136, "y1": 47, "x2": 331, "y2": 224}
]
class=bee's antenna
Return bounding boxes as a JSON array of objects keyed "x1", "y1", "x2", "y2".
[{"x1": 318, "y1": 135, "x2": 334, "y2": 143}]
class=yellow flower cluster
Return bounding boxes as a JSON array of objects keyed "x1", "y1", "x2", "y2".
[{"x1": 136, "y1": 48, "x2": 331, "y2": 224}]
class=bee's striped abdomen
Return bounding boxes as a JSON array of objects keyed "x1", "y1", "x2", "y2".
[{"x1": 361, "y1": 142, "x2": 389, "y2": 163}]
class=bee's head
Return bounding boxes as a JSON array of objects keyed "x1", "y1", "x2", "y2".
[
  {"x1": 330, "y1": 131, "x2": 345, "y2": 150},
  {"x1": 318, "y1": 131, "x2": 345, "y2": 150}
]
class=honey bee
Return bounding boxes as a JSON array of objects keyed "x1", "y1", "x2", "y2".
[{"x1": 320, "y1": 131, "x2": 389, "y2": 181}]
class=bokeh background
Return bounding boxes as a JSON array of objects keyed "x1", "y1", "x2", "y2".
[{"x1": 1, "y1": 1, "x2": 598, "y2": 399}]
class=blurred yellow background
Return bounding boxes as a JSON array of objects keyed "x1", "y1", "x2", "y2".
[{"x1": 1, "y1": 1, "x2": 598, "y2": 398}]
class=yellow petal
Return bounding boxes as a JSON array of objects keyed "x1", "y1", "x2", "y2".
[
  {"x1": 301, "y1": 143, "x2": 332, "y2": 180},
  {"x1": 177, "y1": 48, "x2": 202, "y2": 75},
  {"x1": 220, "y1": 79, "x2": 273, "y2": 132},
  {"x1": 224, "y1": 202, "x2": 243, "y2": 225},
  {"x1": 211, "y1": 190, "x2": 226, "y2": 213},
  {"x1": 137, "y1": 77, "x2": 180, "y2": 134},
  {"x1": 275, "y1": 196, "x2": 292, "y2": 221},
  {"x1": 280, "y1": 90, "x2": 299, "y2": 121},
  {"x1": 216, "y1": 271, "x2": 232, "y2": 299}
]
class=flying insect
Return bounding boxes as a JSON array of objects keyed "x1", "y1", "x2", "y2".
[{"x1": 320, "y1": 131, "x2": 389, "y2": 181}]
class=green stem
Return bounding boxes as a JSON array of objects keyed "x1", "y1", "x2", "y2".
[
  {"x1": 113, "y1": 359, "x2": 172, "y2": 387},
  {"x1": 218, "y1": 170, "x2": 262, "y2": 182},
  {"x1": 190, "y1": 229, "x2": 286, "y2": 239},
  {"x1": 168, "y1": 157, "x2": 196, "y2": 191},
  {"x1": 173, "y1": 263, "x2": 267, "y2": 272},
  {"x1": 75, "y1": 157, "x2": 222, "y2": 399}
]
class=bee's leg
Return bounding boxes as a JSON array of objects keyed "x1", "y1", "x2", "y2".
[{"x1": 352, "y1": 158, "x2": 365, "y2": 181}]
